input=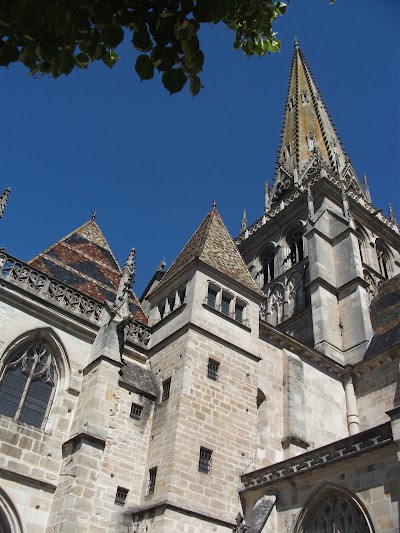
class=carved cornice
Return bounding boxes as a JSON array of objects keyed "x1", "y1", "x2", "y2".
[
  {"x1": 235, "y1": 174, "x2": 399, "y2": 246},
  {"x1": 241, "y1": 422, "x2": 392, "y2": 491}
]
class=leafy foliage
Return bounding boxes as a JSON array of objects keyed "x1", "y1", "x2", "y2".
[{"x1": 0, "y1": 0, "x2": 288, "y2": 95}]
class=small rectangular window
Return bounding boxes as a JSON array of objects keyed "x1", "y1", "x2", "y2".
[
  {"x1": 130, "y1": 403, "x2": 143, "y2": 421},
  {"x1": 115, "y1": 487, "x2": 129, "y2": 505},
  {"x1": 207, "y1": 359, "x2": 219, "y2": 381},
  {"x1": 148, "y1": 467, "x2": 157, "y2": 493},
  {"x1": 198, "y1": 447, "x2": 212, "y2": 474},
  {"x1": 221, "y1": 293, "x2": 231, "y2": 316},
  {"x1": 162, "y1": 377, "x2": 171, "y2": 401},
  {"x1": 235, "y1": 303, "x2": 245, "y2": 323},
  {"x1": 207, "y1": 287, "x2": 218, "y2": 308}
]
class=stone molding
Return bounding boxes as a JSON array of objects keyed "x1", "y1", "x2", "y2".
[{"x1": 241, "y1": 422, "x2": 392, "y2": 490}]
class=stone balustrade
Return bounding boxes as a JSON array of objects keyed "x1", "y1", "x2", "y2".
[{"x1": 0, "y1": 252, "x2": 151, "y2": 347}]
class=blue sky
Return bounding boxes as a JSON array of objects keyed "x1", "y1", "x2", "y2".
[{"x1": 1, "y1": 0, "x2": 399, "y2": 297}]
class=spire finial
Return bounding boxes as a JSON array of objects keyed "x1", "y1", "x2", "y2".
[
  {"x1": 114, "y1": 247, "x2": 136, "y2": 319},
  {"x1": 0, "y1": 187, "x2": 11, "y2": 219},
  {"x1": 389, "y1": 204, "x2": 397, "y2": 225},
  {"x1": 294, "y1": 36, "x2": 299, "y2": 49},
  {"x1": 363, "y1": 174, "x2": 372, "y2": 203},
  {"x1": 264, "y1": 179, "x2": 271, "y2": 212},
  {"x1": 91, "y1": 211, "x2": 97, "y2": 221},
  {"x1": 212, "y1": 200, "x2": 217, "y2": 211},
  {"x1": 240, "y1": 209, "x2": 247, "y2": 234},
  {"x1": 157, "y1": 259, "x2": 166, "y2": 271}
]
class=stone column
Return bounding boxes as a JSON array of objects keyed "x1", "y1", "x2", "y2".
[{"x1": 343, "y1": 370, "x2": 359, "y2": 435}]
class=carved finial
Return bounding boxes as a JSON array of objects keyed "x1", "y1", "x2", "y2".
[
  {"x1": 240, "y1": 209, "x2": 247, "y2": 233},
  {"x1": 114, "y1": 248, "x2": 136, "y2": 319},
  {"x1": 0, "y1": 187, "x2": 11, "y2": 219},
  {"x1": 157, "y1": 259, "x2": 166, "y2": 271},
  {"x1": 91, "y1": 211, "x2": 97, "y2": 221},
  {"x1": 264, "y1": 179, "x2": 271, "y2": 212},
  {"x1": 233, "y1": 513, "x2": 248, "y2": 533},
  {"x1": 212, "y1": 200, "x2": 217, "y2": 211},
  {"x1": 363, "y1": 174, "x2": 372, "y2": 203},
  {"x1": 294, "y1": 36, "x2": 299, "y2": 49},
  {"x1": 307, "y1": 185, "x2": 314, "y2": 222},
  {"x1": 389, "y1": 204, "x2": 397, "y2": 224}
]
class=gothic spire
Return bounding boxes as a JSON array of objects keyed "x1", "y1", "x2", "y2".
[
  {"x1": 271, "y1": 40, "x2": 347, "y2": 203},
  {"x1": 389, "y1": 204, "x2": 397, "y2": 225},
  {"x1": 0, "y1": 187, "x2": 11, "y2": 218}
]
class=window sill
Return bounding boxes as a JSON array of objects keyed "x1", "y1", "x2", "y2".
[{"x1": 203, "y1": 304, "x2": 251, "y2": 332}]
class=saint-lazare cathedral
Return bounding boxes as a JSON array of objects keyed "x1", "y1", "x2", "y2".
[{"x1": 0, "y1": 40, "x2": 399, "y2": 532}]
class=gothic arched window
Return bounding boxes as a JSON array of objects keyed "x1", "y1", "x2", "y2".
[
  {"x1": 262, "y1": 247, "x2": 275, "y2": 286},
  {"x1": 287, "y1": 228, "x2": 304, "y2": 267},
  {"x1": 304, "y1": 489, "x2": 372, "y2": 533},
  {"x1": 375, "y1": 241, "x2": 390, "y2": 279},
  {"x1": 356, "y1": 226, "x2": 367, "y2": 264},
  {"x1": 0, "y1": 340, "x2": 57, "y2": 428}
]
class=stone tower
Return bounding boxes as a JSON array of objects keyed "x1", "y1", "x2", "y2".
[{"x1": 237, "y1": 39, "x2": 400, "y2": 363}]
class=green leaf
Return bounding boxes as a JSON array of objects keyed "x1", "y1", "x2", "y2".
[
  {"x1": 102, "y1": 25, "x2": 124, "y2": 48},
  {"x1": 189, "y1": 75, "x2": 201, "y2": 97},
  {"x1": 135, "y1": 54, "x2": 154, "y2": 80},
  {"x1": 132, "y1": 26, "x2": 152, "y2": 52},
  {"x1": 162, "y1": 68, "x2": 187, "y2": 94},
  {"x1": 151, "y1": 45, "x2": 176, "y2": 71},
  {"x1": 103, "y1": 50, "x2": 120, "y2": 68},
  {"x1": 75, "y1": 52, "x2": 90, "y2": 68}
]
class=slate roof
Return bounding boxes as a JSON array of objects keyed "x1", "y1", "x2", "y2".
[
  {"x1": 155, "y1": 207, "x2": 264, "y2": 297},
  {"x1": 29, "y1": 220, "x2": 147, "y2": 324},
  {"x1": 364, "y1": 274, "x2": 400, "y2": 359}
]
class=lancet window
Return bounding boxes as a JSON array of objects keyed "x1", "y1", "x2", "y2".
[
  {"x1": 0, "y1": 341, "x2": 57, "y2": 428},
  {"x1": 287, "y1": 228, "x2": 304, "y2": 267},
  {"x1": 375, "y1": 241, "x2": 390, "y2": 279},
  {"x1": 261, "y1": 247, "x2": 275, "y2": 286}
]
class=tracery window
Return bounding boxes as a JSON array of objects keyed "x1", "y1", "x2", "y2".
[
  {"x1": 376, "y1": 241, "x2": 390, "y2": 279},
  {"x1": 305, "y1": 490, "x2": 371, "y2": 533},
  {"x1": 287, "y1": 228, "x2": 304, "y2": 267},
  {"x1": 0, "y1": 341, "x2": 57, "y2": 428}
]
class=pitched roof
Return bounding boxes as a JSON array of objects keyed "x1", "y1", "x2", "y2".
[
  {"x1": 29, "y1": 220, "x2": 147, "y2": 324},
  {"x1": 364, "y1": 274, "x2": 400, "y2": 359},
  {"x1": 155, "y1": 207, "x2": 264, "y2": 297}
]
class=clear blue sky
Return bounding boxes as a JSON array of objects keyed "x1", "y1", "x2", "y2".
[{"x1": 1, "y1": 0, "x2": 399, "y2": 297}]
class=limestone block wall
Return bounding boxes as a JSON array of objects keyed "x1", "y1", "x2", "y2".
[
  {"x1": 356, "y1": 358, "x2": 400, "y2": 431},
  {"x1": 0, "y1": 298, "x2": 91, "y2": 531},
  {"x1": 133, "y1": 507, "x2": 232, "y2": 533},
  {"x1": 302, "y1": 362, "x2": 347, "y2": 448},
  {"x1": 144, "y1": 328, "x2": 259, "y2": 524}
]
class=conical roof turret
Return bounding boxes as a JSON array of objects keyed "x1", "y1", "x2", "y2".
[{"x1": 154, "y1": 205, "x2": 263, "y2": 297}]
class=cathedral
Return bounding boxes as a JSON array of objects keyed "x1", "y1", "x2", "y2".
[{"x1": 0, "y1": 40, "x2": 399, "y2": 533}]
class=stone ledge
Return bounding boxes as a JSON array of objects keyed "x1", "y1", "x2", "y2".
[
  {"x1": 203, "y1": 303, "x2": 251, "y2": 332},
  {"x1": 241, "y1": 422, "x2": 392, "y2": 490},
  {"x1": 131, "y1": 501, "x2": 235, "y2": 529},
  {"x1": 0, "y1": 467, "x2": 57, "y2": 493}
]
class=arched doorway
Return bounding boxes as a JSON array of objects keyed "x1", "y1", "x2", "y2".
[{"x1": 0, "y1": 490, "x2": 24, "y2": 533}]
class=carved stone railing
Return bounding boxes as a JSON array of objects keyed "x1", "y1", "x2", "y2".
[
  {"x1": 0, "y1": 252, "x2": 151, "y2": 347},
  {"x1": 241, "y1": 422, "x2": 392, "y2": 490},
  {"x1": 0, "y1": 252, "x2": 103, "y2": 322},
  {"x1": 126, "y1": 318, "x2": 151, "y2": 347}
]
